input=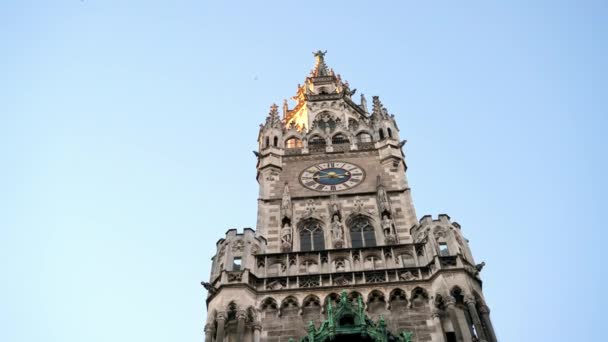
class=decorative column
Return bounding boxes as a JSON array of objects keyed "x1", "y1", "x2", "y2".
[
  {"x1": 204, "y1": 322, "x2": 215, "y2": 342},
  {"x1": 215, "y1": 312, "x2": 227, "y2": 342},
  {"x1": 236, "y1": 310, "x2": 247, "y2": 342},
  {"x1": 444, "y1": 296, "x2": 464, "y2": 342},
  {"x1": 431, "y1": 309, "x2": 446, "y2": 342},
  {"x1": 478, "y1": 305, "x2": 497, "y2": 342},
  {"x1": 253, "y1": 323, "x2": 262, "y2": 342},
  {"x1": 465, "y1": 296, "x2": 488, "y2": 342}
]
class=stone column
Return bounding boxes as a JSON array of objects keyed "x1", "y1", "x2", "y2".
[
  {"x1": 444, "y1": 296, "x2": 464, "y2": 342},
  {"x1": 478, "y1": 305, "x2": 497, "y2": 342},
  {"x1": 215, "y1": 312, "x2": 227, "y2": 342},
  {"x1": 236, "y1": 310, "x2": 247, "y2": 342},
  {"x1": 204, "y1": 323, "x2": 215, "y2": 342},
  {"x1": 431, "y1": 309, "x2": 446, "y2": 342},
  {"x1": 253, "y1": 323, "x2": 262, "y2": 342},
  {"x1": 465, "y1": 296, "x2": 488, "y2": 342}
]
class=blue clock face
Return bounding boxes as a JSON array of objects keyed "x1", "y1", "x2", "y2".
[{"x1": 300, "y1": 162, "x2": 365, "y2": 192}]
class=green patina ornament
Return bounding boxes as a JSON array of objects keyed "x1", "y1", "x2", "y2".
[{"x1": 294, "y1": 290, "x2": 413, "y2": 342}]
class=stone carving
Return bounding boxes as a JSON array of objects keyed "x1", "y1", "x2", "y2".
[
  {"x1": 227, "y1": 271, "x2": 242, "y2": 282},
  {"x1": 382, "y1": 214, "x2": 397, "y2": 244},
  {"x1": 281, "y1": 183, "x2": 292, "y2": 220},
  {"x1": 251, "y1": 244, "x2": 260, "y2": 255},
  {"x1": 201, "y1": 281, "x2": 217, "y2": 295},
  {"x1": 266, "y1": 279, "x2": 285, "y2": 290},
  {"x1": 399, "y1": 271, "x2": 417, "y2": 281},
  {"x1": 334, "y1": 276, "x2": 349, "y2": 286},
  {"x1": 232, "y1": 240, "x2": 244, "y2": 252},
  {"x1": 304, "y1": 199, "x2": 317, "y2": 217},
  {"x1": 281, "y1": 222, "x2": 292, "y2": 252},
  {"x1": 376, "y1": 176, "x2": 391, "y2": 215},
  {"x1": 331, "y1": 214, "x2": 344, "y2": 248}
]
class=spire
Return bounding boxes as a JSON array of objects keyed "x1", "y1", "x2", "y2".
[
  {"x1": 360, "y1": 93, "x2": 368, "y2": 113},
  {"x1": 371, "y1": 96, "x2": 383, "y2": 118},
  {"x1": 263, "y1": 103, "x2": 282, "y2": 129},
  {"x1": 312, "y1": 50, "x2": 329, "y2": 76}
]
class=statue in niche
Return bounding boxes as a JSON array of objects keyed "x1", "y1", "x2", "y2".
[
  {"x1": 382, "y1": 214, "x2": 397, "y2": 244},
  {"x1": 376, "y1": 177, "x2": 391, "y2": 214},
  {"x1": 382, "y1": 215, "x2": 394, "y2": 236},
  {"x1": 331, "y1": 215, "x2": 344, "y2": 248},
  {"x1": 281, "y1": 222, "x2": 292, "y2": 251},
  {"x1": 281, "y1": 183, "x2": 292, "y2": 219}
]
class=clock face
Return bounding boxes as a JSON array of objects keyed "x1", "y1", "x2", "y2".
[{"x1": 299, "y1": 161, "x2": 365, "y2": 192}]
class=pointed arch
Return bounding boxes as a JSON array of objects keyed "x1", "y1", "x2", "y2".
[
  {"x1": 347, "y1": 215, "x2": 377, "y2": 248},
  {"x1": 389, "y1": 288, "x2": 407, "y2": 303},
  {"x1": 260, "y1": 297, "x2": 278, "y2": 311},
  {"x1": 411, "y1": 287, "x2": 429, "y2": 308},
  {"x1": 280, "y1": 296, "x2": 299, "y2": 311},
  {"x1": 387, "y1": 127, "x2": 393, "y2": 138},
  {"x1": 331, "y1": 132, "x2": 349, "y2": 145},
  {"x1": 367, "y1": 290, "x2": 387, "y2": 312},
  {"x1": 297, "y1": 218, "x2": 325, "y2": 251}
]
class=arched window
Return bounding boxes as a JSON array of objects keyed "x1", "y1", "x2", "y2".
[
  {"x1": 332, "y1": 133, "x2": 349, "y2": 145},
  {"x1": 350, "y1": 217, "x2": 376, "y2": 248},
  {"x1": 273, "y1": 136, "x2": 278, "y2": 147},
  {"x1": 265, "y1": 137, "x2": 270, "y2": 148},
  {"x1": 309, "y1": 136, "x2": 326, "y2": 146},
  {"x1": 300, "y1": 220, "x2": 325, "y2": 251},
  {"x1": 357, "y1": 132, "x2": 372, "y2": 143},
  {"x1": 378, "y1": 129, "x2": 385, "y2": 140},
  {"x1": 387, "y1": 128, "x2": 393, "y2": 138},
  {"x1": 286, "y1": 137, "x2": 303, "y2": 148}
]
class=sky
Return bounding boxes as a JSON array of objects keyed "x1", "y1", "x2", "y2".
[{"x1": 1, "y1": 1, "x2": 606, "y2": 341}]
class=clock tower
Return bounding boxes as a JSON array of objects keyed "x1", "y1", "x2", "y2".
[{"x1": 202, "y1": 52, "x2": 497, "y2": 342}]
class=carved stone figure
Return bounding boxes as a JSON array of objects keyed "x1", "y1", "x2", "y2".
[
  {"x1": 382, "y1": 215, "x2": 397, "y2": 244},
  {"x1": 281, "y1": 222, "x2": 292, "y2": 251},
  {"x1": 376, "y1": 177, "x2": 391, "y2": 215},
  {"x1": 331, "y1": 215, "x2": 343, "y2": 240},
  {"x1": 281, "y1": 183, "x2": 292, "y2": 220},
  {"x1": 382, "y1": 215, "x2": 393, "y2": 236}
]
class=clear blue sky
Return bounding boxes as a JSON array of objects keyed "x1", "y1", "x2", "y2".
[{"x1": 1, "y1": 1, "x2": 606, "y2": 341}]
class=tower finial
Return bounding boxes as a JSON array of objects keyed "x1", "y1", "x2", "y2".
[{"x1": 312, "y1": 50, "x2": 329, "y2": 76}]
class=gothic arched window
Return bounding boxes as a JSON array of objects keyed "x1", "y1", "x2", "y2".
[
  {"x1": 350, "y1": 217, "x2": 376, "y2": 248},
  {"x1": 300, "y1": 220, "x2": 325, "y2": 251},
  {"x1": 387, "y1": 128, "x2": 393, "y2": 138},
  {"x1": 286, "y1": 137, "x2": 303, "y2": 148},
  {"x1": 309, "y1": 136, "x2": 326, "y2": 147},
  {"x1": 273, "y1": 136, "x2": 279, "y2": 147},
  {"x1": 357, "y1": 132, "x2": 372, "y2": 143},
  {"x1": 332, "y1": 133, "x2": 349, "y2": 145},
  {"x1": 265, "y1": 137, "x2": 270, "y2": 148},
  {"x1": 378, "y1": 129, "x2": 385, "y2": 140}
]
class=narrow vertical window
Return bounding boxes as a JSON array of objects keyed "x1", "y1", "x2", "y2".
[
  {"x1": 378, "y1": 129, "x2": 385, "y2": 140},
  {"x1": 387, "y1": 127, "x2": 393, "y2": 138},
  {"x1": 273, "y1": 136, "x2": 278, "y2": 147},
  {"x1": 439, "y1": 243, "x2": 449, "y2": 256},
  {"x1": 232, "y1": 257, "x2": 242, "y2": 271}
]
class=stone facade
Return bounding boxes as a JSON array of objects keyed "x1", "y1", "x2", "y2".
[{"x1": 202, "y1": 52, "x2": 497, "y2": 342}]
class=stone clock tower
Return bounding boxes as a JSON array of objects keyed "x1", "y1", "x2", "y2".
[{"x1": 201, "y1": 52, "x2": 497, "y2": 342}]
